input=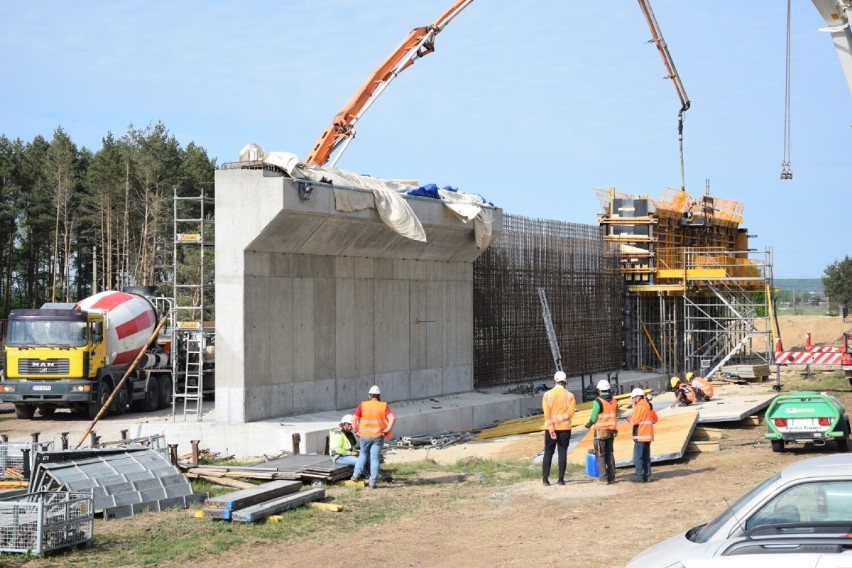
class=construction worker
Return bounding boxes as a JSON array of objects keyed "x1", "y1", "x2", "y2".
[
  {"x1": 690, "y1": 374, "x2": 715, "y2": 401},
  {"x1": 351, "y1": 385, "x2": 396, "y2": 489},
  {"x1": 671, "y1": 376, "x2": 696, "y2": 406},
  {"x1": 628, "y1": 387, "x2": 658, "y2": 483},
  {"x1": 329, "y1": 414, "x2": 361, "y2": 468},
  {"x1": 541, "y1": 370, "x2": 577, "y2": 486},
  {"x1": 584, "y1": 379, "x2": 618, "y2": 484}
]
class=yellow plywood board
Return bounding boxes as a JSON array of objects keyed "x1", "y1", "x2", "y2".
[{"x1": 568, "y1": 411, "x2": 699, "y2": 468}]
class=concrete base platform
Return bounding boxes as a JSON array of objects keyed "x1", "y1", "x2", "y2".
[{"x1": 0, "y1": 372, "x2": 669, "y2": 460}]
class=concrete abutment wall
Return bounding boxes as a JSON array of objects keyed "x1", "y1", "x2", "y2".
[{"x1": 215, "y1": 168, "x2": 501, "y2": 423}]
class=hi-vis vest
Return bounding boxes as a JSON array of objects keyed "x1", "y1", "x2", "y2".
[
  {"x1": 593, "y1": 397, "x2": 618, "y2": 431},
  {"x1": 543, "y1": 384, "x2": 575, "y2": 432},
  {"x1": 358, "y1": 400, "x2": 391, "y2": 439},
  {"x1": 691, "y1": 377, "x2": 714, "y2": 398},
  {"x1": 630, "y1": 398, "x2": 656, "y2": 442}
]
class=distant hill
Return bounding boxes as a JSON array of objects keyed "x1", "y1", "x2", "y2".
[{"x1": 775, "y1": 278, "x2": 823, "y2": 294}]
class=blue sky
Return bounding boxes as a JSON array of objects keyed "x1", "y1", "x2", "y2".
[{"x1": 1, "y1": 1, "x2": 849, "y2": 279}]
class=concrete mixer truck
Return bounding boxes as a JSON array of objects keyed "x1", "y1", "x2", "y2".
[{"x1": 0, "y1": 289, "x2": 202, "y2": 419}]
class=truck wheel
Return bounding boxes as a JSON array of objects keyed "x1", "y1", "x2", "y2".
[
  {"x1": 838, "y1": 419, "x2": 851, "y2": 452},
  {"x1": 113, "y1": 387, "x2": 128, "y2": 415},
  {"x1": 771, "y1": 439, "x2": 785, "y2": 453},
  {"x1": 37, "y1": 406, "x2": 56, "y2": 417},
  {"x1": 141, "y1": 380, "x2": 159, "y2": 412},
  {"x1": 14, "y1": 404, "x2": 36, "y2": 420},
  {"x1": 88, "y1": 381, "x2": 112, "y2": 420},
  {"x1": 157, "y1": 376, "x2": 172, "y2": 410}
]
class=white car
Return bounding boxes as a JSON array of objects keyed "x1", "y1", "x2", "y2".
[{"x1": 627, "y1": 454, "x2": 852, "y2": 567}]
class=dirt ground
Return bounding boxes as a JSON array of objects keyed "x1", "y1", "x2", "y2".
[{"x1": 4, "y1": 314, "x2": 851, "y2": 567}]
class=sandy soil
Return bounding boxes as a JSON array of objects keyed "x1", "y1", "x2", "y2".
[{"x1": 6, "y1": 315, "x2": 851, "y2": 568}]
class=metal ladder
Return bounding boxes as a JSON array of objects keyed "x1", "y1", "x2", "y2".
[
  {"x1": 538, "y1": 288, "x2": 563, "y2": 372},
  {"x1": 181, "y1": 331, "x2": 204, "y2": 416},
  {"x1": 171, "y1": 187, "x2": 214, "y2": 420}
]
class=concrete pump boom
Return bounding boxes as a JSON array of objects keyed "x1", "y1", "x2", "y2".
[
  {"x1": 305, "y1": 0, "x2": 473, "y2": 167},
  {"x1": 637, "y1": 0, "x2": 691, "y2": 191}
]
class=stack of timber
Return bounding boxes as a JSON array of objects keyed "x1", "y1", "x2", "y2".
[
  {"x1": 202, "y1": 480, "x2": 325, "y2": 522},
  {"x1": 184, "y1": 455, "x2": 353, "y2": 486},
  {"x1": 477, "y1": 390, "x2": 648, "y2": 439},
  {"x1": 720, "y1": 364, "x2": 771, "y2": 381}
]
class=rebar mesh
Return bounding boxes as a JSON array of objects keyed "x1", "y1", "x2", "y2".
[{"x1": 473, "y1": 214, "x2": 624, "y2": 388}]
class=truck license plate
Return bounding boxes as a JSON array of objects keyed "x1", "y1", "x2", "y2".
[{"x1": 32, "y1": 385, "x2": 52, "y2": 392}]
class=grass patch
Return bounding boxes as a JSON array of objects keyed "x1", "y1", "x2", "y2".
[
  {"x1": 0, "y1": 457, "x2": 545, "y2": 568},
  {"x1": 782, "y1": 371, "x2": 851, "y2": 394}
]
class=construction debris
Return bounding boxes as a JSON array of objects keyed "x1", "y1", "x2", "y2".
[
  {"x1": 184, "y1": 454, "x2": 353, "y2": 485},
  {"x1": 720, "y1": 364, "x2": 771, "y2": 381},
  {"x1": 393, "y1": 432, "x2": 472, "y2": 449}
]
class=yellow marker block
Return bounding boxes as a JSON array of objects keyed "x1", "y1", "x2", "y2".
[
  {"x1": 341, "y1": 480, "x2": 366, "y2": 487},
  {"x1": 193, "y1": 510, "x2": 205, "y2": 518},
  {"x1": 308, "y1": 502, "x2": 344, "y2": 512},
  {"x1": 267, "y1": 515, "x2": 283, "y2": 523}
]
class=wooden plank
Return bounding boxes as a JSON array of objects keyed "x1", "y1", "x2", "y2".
[
  {"x1": 190, "y1": 474, "x2": 257, "y2": 489},
  {"x1": 231, "y1": 488, "x2": 325, "y2": 522},
  {"x1": 204, "y1": 480, "x2": 302, "y2": 511},
  {"x1": 568, "y1": 411, "x2": 699, "y2": 468},
  {"x1": 686, "y1": 440, "x2": 720, "y2": 453},
  {"x1": 692, "y1": 427, "x2": 723, "y2": 440}
]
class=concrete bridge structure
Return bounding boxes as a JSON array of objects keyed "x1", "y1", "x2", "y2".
[{"x1": 214, "y1": 167, "x2": 503, "y2": 425}]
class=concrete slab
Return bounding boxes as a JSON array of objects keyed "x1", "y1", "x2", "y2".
[{"x1": 652, "y1": 384, "x2": 776, "y2": 423}]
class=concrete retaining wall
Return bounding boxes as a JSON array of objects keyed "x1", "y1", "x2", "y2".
[{"x1": 215, "y1": 168, "x2": 501, "y2": 423}]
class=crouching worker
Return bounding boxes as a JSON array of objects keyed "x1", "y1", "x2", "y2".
[
  {"x1": 330, "y1": 414, "x2": 361, "y2": 468},
  {"x1": 671, "y1": 377, "x2": 696, "y2": 407},
  {"x1": 689, "y1": 372, "x2": 715, "y2": 401}
]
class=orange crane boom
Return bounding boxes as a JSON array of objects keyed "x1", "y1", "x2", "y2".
[
  {"x1": 305, "y1": 0, "x2": 473, "y2": 167},
  {"x1": 637, "y1": 0, "x2": 691, "y2": 191}
]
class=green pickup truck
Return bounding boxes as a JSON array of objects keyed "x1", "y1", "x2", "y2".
[{"x1": 765, "y1": 391, "x2": 851, "y2": 452}]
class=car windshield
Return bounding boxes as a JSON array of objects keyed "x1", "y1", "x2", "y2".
[
  {"x1": 690, "y1": 473, "x2": 780, "y2": 543},
  {"x1": 745, "y1": 480, "x2": 852, "y2": 532},
  {"x1": 6, "y1": 320, "x2": 88, "y2": 347}
]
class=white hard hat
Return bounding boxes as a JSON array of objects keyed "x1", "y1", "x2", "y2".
[
  {"x1": 340, "y1": 414, "x2": 353, "y2": 424},
  {"x1": 631, "y1": 388, "x2": 645, "y2": 398},
  {"x1": 596, "y1": 379, "x2": 611, "y2": 391},
  {"x1": 554, "y1": 371, "x2": 567, "y2": 382},
  {"x1": 368, "y1": 385, "x2": 381, "y2": 395}
]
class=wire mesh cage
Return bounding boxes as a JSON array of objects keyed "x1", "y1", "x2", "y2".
[{"x1": 0, "y1": 491, "x2": 93, "y2": 554}]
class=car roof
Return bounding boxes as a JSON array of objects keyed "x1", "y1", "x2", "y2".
[{"x1": 781, "y1": 454, "x2": 852, "y2": 479}]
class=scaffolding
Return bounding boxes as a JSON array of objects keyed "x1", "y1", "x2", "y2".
[
  {"x1": 171, "y1": 188, "x2": 215, "y2": 419},
  {"x1": 597, "y1": 186, "x2": 772, "y2": 376}
]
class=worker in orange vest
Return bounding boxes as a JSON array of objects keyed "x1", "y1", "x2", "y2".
[
  {"x1": 541, "y1": 370, "x2": 577, "y2": 486},
  {"x1": 584, "y1": 379, "x2": 619, "y2": 484},
  {"x1": 670, "y1": 376, "x2": 696, "y2": 406},
  {"x1": 689, "y1": 372, "x2": 715, "y2": 401},
  {"x1": 628, "y1": 387, "x2": 658, "y2": 483},
  {"x1": 351, "y1": 385, "x2": 396, "y2": 489}
]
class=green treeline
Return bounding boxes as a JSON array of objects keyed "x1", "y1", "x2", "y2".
[{"x1": 0, "y1": 122, "x2": 215, "y2": 319}]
